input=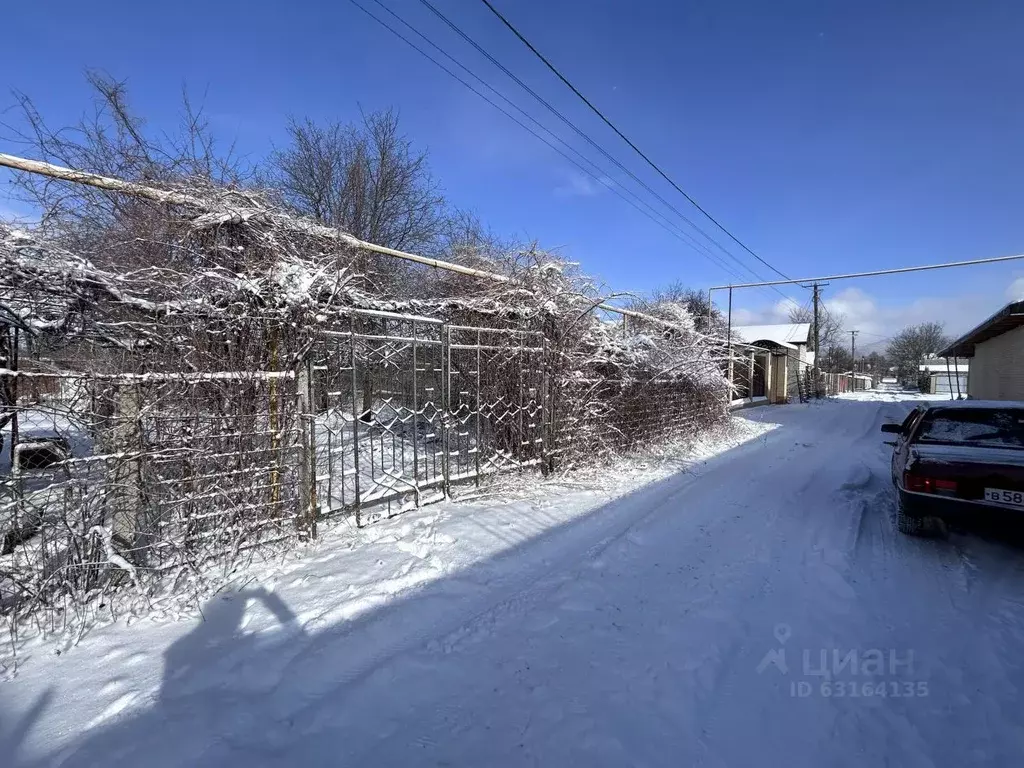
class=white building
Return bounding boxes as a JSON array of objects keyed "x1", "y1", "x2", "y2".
[
  {"x1": 731, "y1": 323, "x2": 812, "y2": 404},
  {"x1": 918, "y1": 361, "x2": 969, "y2": 396}
]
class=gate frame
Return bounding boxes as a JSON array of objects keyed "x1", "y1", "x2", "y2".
[{"x1": 306, "y1": 309, "x2": 549, "y2": 527}]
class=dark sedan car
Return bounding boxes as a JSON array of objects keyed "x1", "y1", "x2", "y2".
[{"x1": 882, "y1": 401, "x2": 1024, "y2": 535}]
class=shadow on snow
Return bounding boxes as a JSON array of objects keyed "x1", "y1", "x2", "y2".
[{"x1": 6, "y1": 394, "x2": 1024, "y2": 766}]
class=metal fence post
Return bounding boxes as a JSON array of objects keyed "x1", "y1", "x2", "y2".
[
  {"x1": 441, "y1": 324, "x2": 451, "y2": 497},
  {"x1": 474, "y1": 327, "x2": 482, "y2": 485},
  {"x1": 538, "y1": 334, "x2": 549, "y2": 475},
  {"x1": 410, "y1": 320, "x2": 420, "y2": 506},
  {"x1": 542, "y1": 331, "x2": 556, "y2": 475},
  {"x1": 305, "y1": 356, "x2": 318, "y2": 537},
  {"x1": 296, "y1": 356, "x2": 317, "y2": 539},
  {"x1": 326, "y1": 430, "x2": 334, "y2": 508},
  {"x1": 349, "y1": 314, "x2": 362, "y2": 527},
  {"x1": 517, "y1": 329, "x2": 525, "y2": 471}
]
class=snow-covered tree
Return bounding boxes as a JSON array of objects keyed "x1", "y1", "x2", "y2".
[{"x1": 887, "y1": 322, "x2": 950, "y2": 385}]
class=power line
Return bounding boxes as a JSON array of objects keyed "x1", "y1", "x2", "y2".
[
  {"x1": 476, "y1": 0, "x2": 792, "y2": 282},
  {"x1": 709, "y1": 252, "x2": 1024, "y2": 289},
  {"x1": 345, "y1": 0, "x2": 747, "y2": 287},
  {"x1": 418, "y1": 0, "x2": 796, "y2": 297},
  {"x1": 852, "y1": 331, "x2": 896, "y2": 349},
  {"x1": 349, "y1": 0, "x2": 797, "y2": 307}
]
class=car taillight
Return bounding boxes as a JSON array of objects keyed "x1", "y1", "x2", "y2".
[{"x1": 904, "y1": 472, "x2": 957, "y2": 494}]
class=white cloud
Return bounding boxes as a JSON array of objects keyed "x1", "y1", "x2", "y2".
[
  {"x1": 730, "y1": 308, "x2": 761, "y2": 325},
  {"x1": 731, "y1": 285, "x2": 1013, "y2": 353},
  {"x1": 1007, "y1": 277, "x2": 1024, "y2": 301},
  {"x1": 553, "y1": 171, "x2": 611, "y2": 198},
  {"x1": 731, "y1": 297, "x2": 798, "y2": 326}
]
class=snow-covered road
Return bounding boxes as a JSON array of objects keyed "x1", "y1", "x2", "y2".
[{"x1": 6, "y1": 392, "x2": 1024, "y2": 766}]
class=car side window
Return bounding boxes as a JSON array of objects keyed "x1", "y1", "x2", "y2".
[
  {"x1": 899, "y1": 408, "x2": 921, "y2": 434},
  {"x1": 897, "y1": 409, "x2": 929, "y2": 438}
]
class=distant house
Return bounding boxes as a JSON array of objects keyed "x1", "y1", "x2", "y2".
[
  {"x1": 917, "y1": 361, "x2": 969, "y2": 396},
  {"x1": 937, "y1": 299, "x2": 1024, "y2": 400},
  {"x1": 731, "y1": 323, "x2": 812, "y2": 404}
]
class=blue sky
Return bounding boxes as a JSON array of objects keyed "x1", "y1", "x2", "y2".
[{"x1": 3, "y1": 0, "x2": 1024, "y2": 347}]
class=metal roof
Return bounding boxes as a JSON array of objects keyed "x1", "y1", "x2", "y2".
[
  {"x1": 731, "y1": 323, "x2": 811, "y2": 346},
  {"x1": 937, "y1": 300, "x2": 1024, "y2": 358}
]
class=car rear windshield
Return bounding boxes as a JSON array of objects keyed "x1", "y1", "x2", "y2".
[{"x1": 915, "y1": 408, "x2": 1024, "y2": 448}]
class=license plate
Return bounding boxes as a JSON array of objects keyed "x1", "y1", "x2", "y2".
[{"x1": 984, "y1": 488, "x2": 1024, "y2": 508}]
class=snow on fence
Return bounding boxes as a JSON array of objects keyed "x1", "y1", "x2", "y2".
[
  {"x1": 0, "y1": 306, "x2": 727, "y2": 625},
  {"x1": 0, "y1": 182, "x2": 731, "y2": 632},
  {"x1": 0, "y1": 361, "x2": 305, "y2": 630},
  {"x1": 304, "y1": 313, "x2": 548, "y2": 525}
]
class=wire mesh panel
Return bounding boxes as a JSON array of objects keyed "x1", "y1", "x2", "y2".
[
  {"x1": 137, "y1": 373, "x2": 302, "y2": 566},
  {"x1": 0, "y1": 368, "x2": 301, "y2": 615},
  {"x1": 447, "y1": 326, "x2": 545, "y2": 482},
  {"x1": 311, "y1": 310, "x2": 446, "y2": 525},
  {"x1": 308, "y1": 330, "x2": 356, "y2": 517},
  {"x1": 1, "y1": 371, "x2": 99, "y2": 565},
  {"x1": 551, "y1": 373, "x2": 724, "y2": 463},
  {"x1": 308, "y1": 315, "x2": 548, "y2": 525}
]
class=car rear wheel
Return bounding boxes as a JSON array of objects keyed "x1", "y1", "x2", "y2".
[
  {"x1": 896, "y1": 505, "x2": 926, "y2": 536},
  {"x1": 896, "y1": 499, "x2": 946, "y2": 537}
]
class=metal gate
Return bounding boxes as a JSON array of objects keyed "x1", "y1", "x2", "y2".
[
  {"x1": 309, "y1": 310, "x2": 547, "y2": 525},
  {"x1": 446, "y1": 325, "x2": 546, "y2": 482}
]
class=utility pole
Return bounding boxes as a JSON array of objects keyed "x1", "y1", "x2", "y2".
[
  {"x1": 850, "y1": 330, "x2": 858, "y2": 371},
  {"x1": 812, "y1": 282, "x2": 821, "y2": 397},
  {"x1": 726, "y1": 286, "x2": 734, "y2": 404},
  {"x1": 707, "y1": 288, "x2": 714, "y2": 335}
]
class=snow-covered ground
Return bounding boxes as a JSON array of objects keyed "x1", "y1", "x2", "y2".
[{"x1": 6, "y1": 391, "x2": 1024, "y2": 766}]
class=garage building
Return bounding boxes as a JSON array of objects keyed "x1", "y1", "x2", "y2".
[
  {"x1": 918, "y1": 362, "x2": 969, "y2": 396},
  {"x1": 938, "y1": 299, "x2": 1024, "y2": 400}
]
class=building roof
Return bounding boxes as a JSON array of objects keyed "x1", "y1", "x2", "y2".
[
  {"x1": 922, "y1": 400, "x2": 1024, "y2": 411},
  {"x1": 919, "y1": 362, "x2": 970, "y2": 373},
  {"x1": 937, "y1": 300, "x2": 1024, "y2": 358},
  {"x1": 731, "y1": 323, "x2": 811, "y2": 346},
  {"x1": 751, "y1": 339, "x2": 800, "y2": 351}
]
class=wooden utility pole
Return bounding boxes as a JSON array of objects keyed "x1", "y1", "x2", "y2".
[{"x1": 850, "y1": 330, "x2": 858, "y2": 371}]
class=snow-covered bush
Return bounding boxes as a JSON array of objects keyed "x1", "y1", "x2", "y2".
[{"x1": 0, "y1": 178, "x2": 730, "y2": 643}]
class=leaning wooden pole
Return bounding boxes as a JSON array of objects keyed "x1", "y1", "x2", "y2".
[{"x1": 0, "y1": 152, "x2": 705, "y2": 337}]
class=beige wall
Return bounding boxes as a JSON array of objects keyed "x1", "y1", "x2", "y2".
[
  {"x1": 786, "y1": 344, "x2": 807, "y2": 401},
  {"x1": 968, "y1": 324, "x2": 1024, "y2": 400},
  {"x1": 771, "y1": 353, "x2": 788, "y2": 403}
]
